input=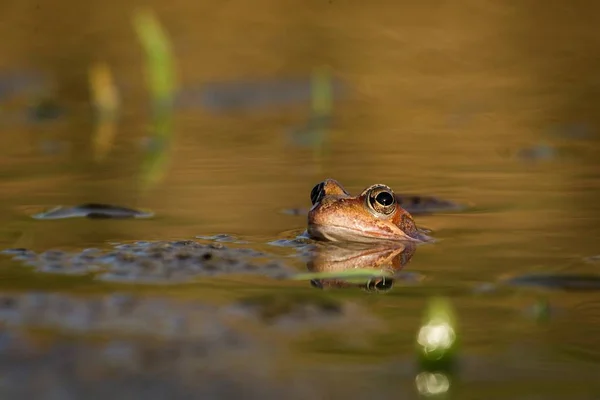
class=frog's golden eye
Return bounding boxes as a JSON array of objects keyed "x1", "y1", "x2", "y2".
[
  {"x1": 366, "y1": 185, "x2": 397, "y2": 216},
  {"x1": 310, "y1": 182, "x2": 325, "y2": 205}
]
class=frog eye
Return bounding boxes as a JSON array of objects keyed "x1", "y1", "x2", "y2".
[
  {"x1": 375, "y1": 191, "x2": 394, "y2": 206},
  {"x1": 366, "y1": 185, "x2": 397, "y2": 216},
  {"x1": 310, "y1": 182, "x2": 325, "y2": 205}
]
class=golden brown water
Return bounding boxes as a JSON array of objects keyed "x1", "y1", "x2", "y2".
[{"x1": 1, "y1": 1, "x2": 600, "y2": 398}]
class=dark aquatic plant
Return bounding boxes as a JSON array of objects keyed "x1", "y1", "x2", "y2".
[
  {"x1": 179, "y1": 77, "x2": 345, "y2": 112},
  {"x1": 31, "y1": 204, "x2": 154, "y2": 219},
  {"x1": 504, "y1": 273, "x2": 600, "y2": 291}
]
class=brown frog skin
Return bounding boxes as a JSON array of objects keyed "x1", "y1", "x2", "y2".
[{"x1": 307, "y1": 179, "x2": 431, "y2": 244}]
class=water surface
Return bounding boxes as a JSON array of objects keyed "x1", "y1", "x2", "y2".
[{"x1": 1, "y1": 1, "x2": 600, "y2": 398}]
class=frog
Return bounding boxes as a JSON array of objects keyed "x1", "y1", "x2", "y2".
[{"x1": 307, "y1": 179, "x2": 431, "y2": 244}]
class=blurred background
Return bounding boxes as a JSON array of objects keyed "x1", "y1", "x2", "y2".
[{"x1": 0, "y1": 0, "x2": 600, "y2": 398}]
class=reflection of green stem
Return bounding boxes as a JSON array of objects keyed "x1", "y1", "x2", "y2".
[
  {"x1": 531, "y1": 297, "x2": 551, "y2": 322},
  {"x1": 133, "y1": 9, "x2": 177, "y2": 189},
  {"x1": 89, "y1": 62, "x2": 120, "y2": 162},
  {"x1": 309, "y1": 67, "x2": 333, "y2": 172},
  {"x1": 311, "y1": 126, "x2": 325, "y2": 173},
  {"x1": 291, "y1": 268, "x2": 393, "y2": 282},
  {"x1": 140, "y1": 133, "x2": 171, "y2": 188},
  {"x1": 311, "y1": 66, "x2": 332, "y2": 117}
]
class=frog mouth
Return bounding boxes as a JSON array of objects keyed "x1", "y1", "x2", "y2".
[{"x1": 308, "y1": 223, "x2": 424, "y2": 243}]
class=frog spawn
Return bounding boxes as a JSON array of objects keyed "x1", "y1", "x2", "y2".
[{"x1": 1, "y1": 241, "x2": 293, "y2": 283}]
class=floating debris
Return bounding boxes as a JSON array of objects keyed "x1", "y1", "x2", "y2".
[
  {"x1": 2, "y1": 240, "x2": 293, "y2": 282},
  {"x1": 31, "y1": 203, "x2": 154, "y2": 220},
  {"x1": 195, "y1": 234, "x2": 249, "y2": 244},
  {"x1": 0, "y1": 70, "x2": 65, "y2": 126},
  {"x1": 503, "y1": 273, "x2": 600, "y2": 291},
  {"x1": 229, "y1": 292, "x2": 344, "y2": 325},
  {"x1": 27, "y1": 97, "x2": 64, "y2": 122},
  {"x1": 267, "y1": 236, "x2": 312, "y2": 248},
  {"x1": 0, "y1": 291, "x2": 260, "y2": 343},
  {"x1": 0, "y1": 290, "x2": 367, "y2": 335},
  {"x1": 394, "y1": 194, "x2": 467, "y2": 215},
  {"x1": 0, "y1": 332, "x2": 306, "y2": 399},
  {"x1": 0, "y1": 288, "x2": 383, "y2": 399},
  {"x1": 178, "y1": 76, "x2": 345, "y2": 112},
  {"x1": 1, "y1": 248, "x2": 35, "y2": 257}
]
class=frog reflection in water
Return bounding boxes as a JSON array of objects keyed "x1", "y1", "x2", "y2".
[
  {"x1": 307, "y1": 179, "x2": 431, "y2": 244},
  {"x1": 307, "y1": 241, "x2": 418, "y2": 292}
]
